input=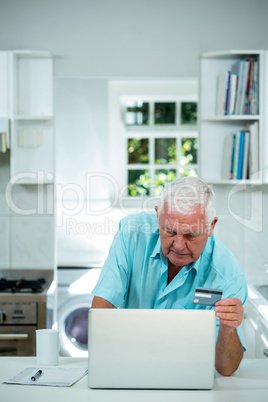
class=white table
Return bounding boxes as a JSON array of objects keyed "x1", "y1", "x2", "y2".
[{"x1": 1, "y1": 357, "x2": 268, "y2": 402}]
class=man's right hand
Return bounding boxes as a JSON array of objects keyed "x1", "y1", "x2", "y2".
[{"x1": 91, "y1": 296, "x2": 116, "y2": 308}]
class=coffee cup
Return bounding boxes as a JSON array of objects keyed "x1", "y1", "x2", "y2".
[{"x1": 36, "y1": 329, "x2": 59, "y2": 366}]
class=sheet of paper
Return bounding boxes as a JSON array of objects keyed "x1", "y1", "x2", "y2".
[{"x1": 3, "y1": 367, "x2": 88, "y2": 387}]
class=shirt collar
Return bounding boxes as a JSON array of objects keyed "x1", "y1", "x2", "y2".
[
  {"x1": 150, "y1": 235, "x2": 162, "y2": 259},
  {"x1": 187, "y1": 236, "x2": 213, "y2": 272},
  {"x1": 188, "y1": 257, "x2": 200, "y2": 273}
]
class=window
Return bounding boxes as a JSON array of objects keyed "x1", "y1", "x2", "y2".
[
  {"x1": 109, "y1": 80, "x2": 198, "y2": 201},
  {"x1": 125, "y1": 100, "x2": 198, "y2": 197}
]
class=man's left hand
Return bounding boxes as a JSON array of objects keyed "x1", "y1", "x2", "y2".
[{"x1": 214, "y1": 297, "x2": 244, "y2": 331}]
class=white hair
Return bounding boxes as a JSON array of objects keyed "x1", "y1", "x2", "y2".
[{"x1": 158, "y1": 177, "x2": 216, "y2": 227}]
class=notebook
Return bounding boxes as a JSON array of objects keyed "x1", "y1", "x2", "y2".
[{"x1": 88, "y1": 309, "x2": 216, "y2": 389}]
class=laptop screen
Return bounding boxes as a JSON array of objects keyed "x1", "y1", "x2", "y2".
[{"x1": 88, "y1": 309, "x2": 216, "y2": 389}]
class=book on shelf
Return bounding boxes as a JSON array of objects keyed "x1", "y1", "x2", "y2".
[
  {"x1": 216, "y1": 71, "x2": 230, "y2": 115},
  {"x1": 0, "y1": 117, "x2": 10, "y2": 153},
  {"x1": 248, "y1": 121, "x2": 259, "y2": 178},
  {"x1": 222, "y1": 134, "x2": 234, "y2": 179},
  {"x1": 242, "y1": 132, "x2": 250, "y2": 180},
  {"x1": 232, "y1": 132, "x2": 240, "y2": 180},
  {"x1": 238, "y1": 60, "x2": 250, "y2": 115},
  {"x1": 227, "y1": 74, "x2": 237, "y2": 115},
  {"x1": 236, "y1": 131, "x2": 245, "y2": 179},
  {"x1": 0, "y1": 133, "x2": 8, "y2": 153},
  {"x1": 233, "y1": 59, "x2": 245, "y2": 115},
  {"x1": 216, "y1": 57, "x2": 259, "y2": 116},
  {"x1": 221, "y1": 123, "x2": 259, "y2": 180}
]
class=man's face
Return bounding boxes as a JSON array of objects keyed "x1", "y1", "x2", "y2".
[{"x1": 156, "y1": 203, "x2": 217, "y2": 267}]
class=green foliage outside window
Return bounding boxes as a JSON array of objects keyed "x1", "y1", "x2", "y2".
[
  {"x1": 125, "y1": 100, "x2": 198, "y2": 197},
  {"x1": 154, "y1": 169, "x2": 176, "y2": 196},
  {"x1": 181, "y1": 137, "x2": 198, "y2": 165},
  {"x1": 128, "y1": 138, "x2": 149, "y2": 164},
  {"x1": 180, "y1": 102, "x2": 198, "y2": 125},
  {"x1": 154, "y1": 102, "x2": 176, "y2": 124},
  {"x1": 128, "y1": 170, "x2": 150, "y2": 196},
  {"x1": 155, "y1": 138, "x2": 176, "y2": 164},
  {"x1": 179, "y1": 167, "x2": 198, "y2": 177}
]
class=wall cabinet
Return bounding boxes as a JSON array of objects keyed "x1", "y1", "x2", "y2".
[
  {"x1": 244, "y1": 298, "x2": 268, "y2": 359},
  {"x1": 199, "y1": 50, "x2": 268, "y2": 184},
  {"x1": 0, "y1": 50, "x2": 54, "y2": 269},
  {"x1": 9, "y1": 50, "x2": 54, "y2": 183}
]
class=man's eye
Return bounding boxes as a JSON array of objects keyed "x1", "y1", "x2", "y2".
[
  {"x1": 186, "y1": 234, "x2": 198, "y2": 240},
  {"x1": 165, "y1": 229, "x2": 175, "y2": 236}
]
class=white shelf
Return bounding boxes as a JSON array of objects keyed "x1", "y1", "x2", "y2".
[
  {"x1": 202, "y1": 115, "x2": 260, "y2": 122},
  {"x1": 199, "y1": 49, "x2": 267, "y2": 184},
  {"x1": 14, "y1": 115, "x2": 53, "y2": 121},
  {"x1": 12, "y1": 49, "x2": 52, "y2": 58},
  {"x1": 10, "y1": 178, "x2": 54, "y2": 185},
  {"x1": 202, "y1": 50, "x2": 263, "y2": 58},
  {"x1": 203, "y1": 179, "x2": 262, "y2": 185}
]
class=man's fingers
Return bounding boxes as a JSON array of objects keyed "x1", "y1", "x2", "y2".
[
  {"x1": 214, "y1": 297, "x2": 244, "y2": 328},
  {"x1": 215, "y1": 305, "x2": 243, "y2": 313},
  {"x1": 215, "y1": 297, "x2": 242, "y2": 307},
  {"x1": 216, "y1": 312, "x2": 239, "y2": 320},
  {"x1": 218, "y1": 318, "x2": 240, "y2": 327}
]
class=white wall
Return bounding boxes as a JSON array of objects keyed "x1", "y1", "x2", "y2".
[
  {"x1": 0, "y1": 0, "x2": 268, "y2": 77},
  {"x1": 213, "y1": 185, "x2": 268, "y2": 283},
  {"x1": 55, "y1": 78, "x2": 109, "y2": 192}
]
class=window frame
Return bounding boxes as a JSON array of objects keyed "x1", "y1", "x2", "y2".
[{"x1": 109, "y1": 79, "x2": 198, "y2": 206}]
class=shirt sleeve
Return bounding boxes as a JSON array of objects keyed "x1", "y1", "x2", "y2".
[
  {"x1": 215, "y1": 275, "x2": 248, "y2": 351},
  {"x1": 92, "y1": 219, "x2": 131, "y2": 308}
]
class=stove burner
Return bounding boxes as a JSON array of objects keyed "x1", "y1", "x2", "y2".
[{"x1": 0, "y1": 278, "x2": 46, "y2": 293}]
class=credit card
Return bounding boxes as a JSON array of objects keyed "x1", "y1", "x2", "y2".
[{"x1": 193, "y1": 287, "x2": 223, "y2": 306}]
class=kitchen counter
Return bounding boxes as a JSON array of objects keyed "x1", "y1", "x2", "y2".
[{"x1": 1, "y1": 357, "x2": 268, "y2": 402}]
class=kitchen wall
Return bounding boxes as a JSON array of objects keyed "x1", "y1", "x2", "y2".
[
  {"x1": 1, "y1": 0, "x2": 268, "y2": 77},
  {"x1": 1, "y1": 0, "x2": 268, "y2": 282}
]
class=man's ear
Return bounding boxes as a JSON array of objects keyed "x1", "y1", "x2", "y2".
[{"x1": 208, "y1": 217, "x2": 218, "y2": 237}]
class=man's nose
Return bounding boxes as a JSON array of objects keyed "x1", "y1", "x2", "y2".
[{"x1": 173, "y1": 235, "x2": 186, "y2": 250}]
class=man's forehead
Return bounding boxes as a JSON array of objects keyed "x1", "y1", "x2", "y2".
[
  {"x1": 159, "y1": 206, "x2": 207, "y2": 223},
  {"x1": 162, "y1": 217, "x2": 205, "y2": 229},
  {"x1": 162, "y1": 202, "x2": 206, "y2": 216},
  {"x1": 159, "y1": 213, "x2": 207, "y2": 233}
]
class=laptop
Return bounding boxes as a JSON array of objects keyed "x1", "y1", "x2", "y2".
[{"x1": 88, "y1": 309, "x2": 216, "y2": 390}]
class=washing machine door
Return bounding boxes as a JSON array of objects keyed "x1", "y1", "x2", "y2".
[{"x1": 58, "y1": 294, "x2": 93, "y2": 357}]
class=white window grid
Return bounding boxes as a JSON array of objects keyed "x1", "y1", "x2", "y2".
[{"x1": 124, "y1": 100, "x2": 198, "y2": 197}]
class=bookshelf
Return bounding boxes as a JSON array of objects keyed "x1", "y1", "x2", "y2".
[
  {"x1": 0, "y1": 50, "x2": 55, "y2": 269},
  {"x1": 199, "y1": 50, "x2": 268, "y2": 184}
]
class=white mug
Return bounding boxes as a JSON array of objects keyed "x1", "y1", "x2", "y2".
[{"x1": 36, "y1": 329, "x2": 59, "y2": 366}]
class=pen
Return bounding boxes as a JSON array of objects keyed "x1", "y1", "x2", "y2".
[{"x1": 31, "y1": 370, "x2": 42, "y2": 381}]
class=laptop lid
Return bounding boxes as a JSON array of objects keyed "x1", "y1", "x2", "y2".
[{"x1": 88, "y1": 309, "x2": 216, "y2": 390}]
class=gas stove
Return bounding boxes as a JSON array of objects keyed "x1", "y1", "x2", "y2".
[
  {"x1": 0, "y1": 269, "x2": 53, "y2": 295},
  {"x1": 0, "y1": 269, "x2": 54, "y2": 356},
  {"x1": 0, "y1": 278, "x2": 46, "y2": 293}
]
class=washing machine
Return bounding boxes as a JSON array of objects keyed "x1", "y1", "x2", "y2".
[{"x1": 57, "y1": 267, "x2": 101, "y2": 357}]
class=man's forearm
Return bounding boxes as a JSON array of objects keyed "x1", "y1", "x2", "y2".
[{"x1": 215, "y1": 326, "x2": 243, "y2": 376}]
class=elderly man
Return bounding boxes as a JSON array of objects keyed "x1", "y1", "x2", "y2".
[{"x1": 92, "y1": 177, "x2": 247, "y2": 376}]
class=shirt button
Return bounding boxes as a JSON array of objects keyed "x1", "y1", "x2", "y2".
[{"x1": 162, "y1": 296, "x2": 165, "y2": 300}]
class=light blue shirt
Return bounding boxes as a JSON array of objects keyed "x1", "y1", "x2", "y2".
[{"x1": 92, "y1": 212, "x2": 248, "y2": 349}]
